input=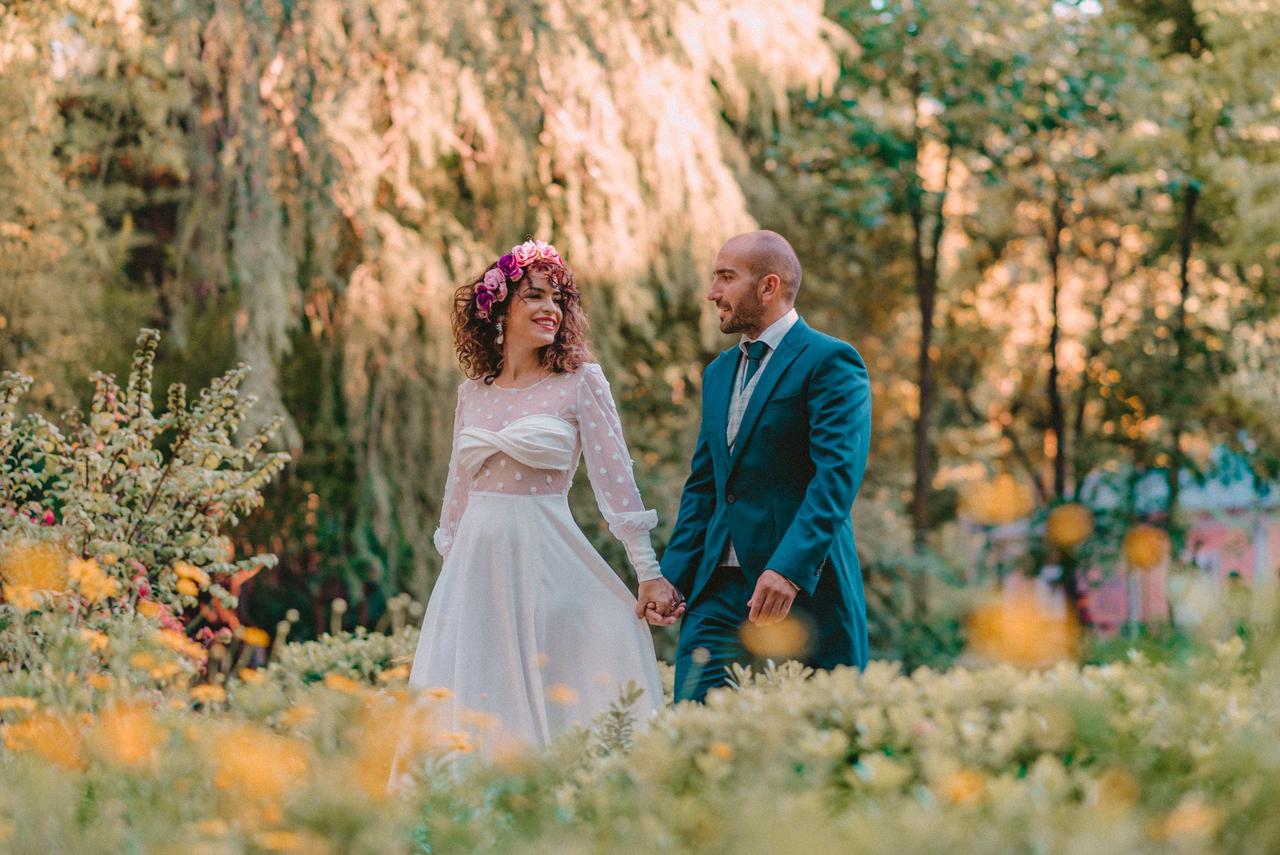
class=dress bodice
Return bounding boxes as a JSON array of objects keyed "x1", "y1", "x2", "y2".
[{"x1": 433, "y1": 364, "x2": 662, "y2": 581}]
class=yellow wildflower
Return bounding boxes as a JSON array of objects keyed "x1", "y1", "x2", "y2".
[
  {"x1": 67, "y1": 558, "x2": 120, "y2": 603},
  {"x1": 740, "y1": 616, "x2": 813, "y2": 660},
  {"x1": 1, "y1": 712, "x2": 84, "y2": 769},
  {"x1": 1045, "y1": 503, "x2": 1094, "y2": 551},
  {"x1": 91, "y1": 702, "x2": 162, "y2": 770},
  {"x1": 438, "y1": 730, "x2": 474, "y2": 754},
  {"x1": 79, "y1": 628, "x2": 110, "y2": 652},
  {"x1": 968, "y1": 591, "x2": 1078, "y2": 668},
  {"x1": 210, "y1": 723, "x2": 310, "y2": 805},
  {"x1": 279, "y1": 704, "x2": 316, "y2": 730},
  {"x1": 155, "y1": 629, "x2": 208, "y2": 662},
  {"x1": 240, "y1": 626, "x2": 270, "y2": 648},
  {"x1": 546, "y1": 684, "x2": 579, "y2": 706},
  {"x1": 238, "y1": 667, "x2": 267, "y2": 685},
  {"x1": 322, "y1": 673, "x2": 364, "y2": 694},
  {"x1": 86, "y1": 673, "x2": 112, "y2": 690},
  {"x1": 149, "y1": 661, "x2": 183, "y2": 681},
  {"x1": 0, "y1": 696, "x2": 37, "y2": 713},
  {"x1": 130, "y1": 652, "x2": 158, "y2": 670},
  {"x1": 175, "y1": 578, "x2": 199, "y2": 598},
  {"x1": 2, "y1": 584, "x2": 43, "y2": 611},
  {"x1": 1123, "y1": 524, "x2": 1169, "y2": 572},
  {"x1": 191, "y1": 684, "x2": 227, "y2": 705},
  {"x1": 137, "y1": 600, "x2": 165, "y2": 619},
  {"x1": 376, "y1": 664, "x2": 411, "y2": 683},
  {"x1": 1157, "y1": 798, "x2": 1224, "y2": 840},
  {"x1": 707, "y1": 741, "x2": 734, "y2": 761},
  {"x1": 459, "y1": 709, "x2": 501, "y2": 731},
  {"x1": 0, "y1": 540, "x2": 69, "y2": 592},
  {"x1": 193, "y1": 818, "x2": 229, "y2": 837},
  {"x1": 940, "y1": 767, "x2": 987, "y2": 806},
  {"x1": 424, "y1": 686, "x2": 454, "y2": 701},
  {"x1": 173, "y1": 561, "x2": 211, "y2": 588}
]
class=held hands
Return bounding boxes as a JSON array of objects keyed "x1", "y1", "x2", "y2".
[
  {"x1": 747, "y1": 569, "x2": 798, "y2": 625},
  {"x1": 636, "y1": 577, "x2": 686, "y2": 626}
]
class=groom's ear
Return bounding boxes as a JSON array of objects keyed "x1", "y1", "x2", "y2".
[{"x1": 758, "y1": 272, "x2": 784, "y2": 302}]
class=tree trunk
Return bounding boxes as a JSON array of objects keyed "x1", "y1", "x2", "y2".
[
  {"x1": 1167, "y1": 179, "x2": 1199, "y2": 520},
  {"x1": 1046, "y1": 177, "x2": 1067, "y2": 500}
]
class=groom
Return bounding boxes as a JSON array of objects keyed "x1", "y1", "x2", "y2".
[{"x1": 648, "y1": 230, "x2": 872, "y2": 702}]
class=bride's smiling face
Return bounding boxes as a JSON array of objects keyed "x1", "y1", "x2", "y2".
[{"x1": 504, "y1": 270, "x2": 564, "y2": 351}]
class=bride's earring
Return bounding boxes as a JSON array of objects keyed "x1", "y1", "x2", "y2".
[{"x1": 495, "y1": 318, "x2": 505, "y2": 345}]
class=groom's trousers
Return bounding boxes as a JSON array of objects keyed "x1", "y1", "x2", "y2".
[{"x1": 674, "y1": 564, "x2": 859, "y2": 703}]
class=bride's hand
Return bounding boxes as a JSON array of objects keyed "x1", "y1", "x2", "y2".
[
  {"x1": 643, "y1": 600, "x2": 684, "y2": 626},
  {"x1": 636, "y1": 578, "x2": 685, "y2": 625}
]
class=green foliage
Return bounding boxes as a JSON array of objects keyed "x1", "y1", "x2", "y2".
[{"x1": 0, "y1": 329, "x2": 288, "y2": 612}]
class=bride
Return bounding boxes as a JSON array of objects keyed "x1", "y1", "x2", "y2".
[{"x1": 407, "y1": 240, "x2": 686, "y2": 759}]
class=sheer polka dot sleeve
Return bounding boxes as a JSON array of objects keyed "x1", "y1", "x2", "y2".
[
  {"x1": 433, "y1": 381, "x2": 470, "y2": 558},
  {"x1": 576, "y1": 364, "x2": 663, "y2": 582}
]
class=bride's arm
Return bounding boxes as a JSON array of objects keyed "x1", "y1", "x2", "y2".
[
  {"x1": 575, "y1": 363, "x2": 664, "y2": 583},
  {"x1": 433, "y1": 381, "x2": 470, "y2": 558}
]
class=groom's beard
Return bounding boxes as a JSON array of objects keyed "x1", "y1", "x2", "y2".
[{"x1": 718, "y1": 291, "x2": 764, "y2": 335}]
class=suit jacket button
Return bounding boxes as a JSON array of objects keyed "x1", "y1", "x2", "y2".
[{"x1": 726, "y1": 492, "x2": 736, "y2": 504}]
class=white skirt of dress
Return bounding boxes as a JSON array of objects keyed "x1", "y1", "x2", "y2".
[{"x1": 407, "y1": 491, "x2": 664, "y2": 760}]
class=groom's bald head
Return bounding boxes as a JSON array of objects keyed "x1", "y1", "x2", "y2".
[{"x1": 722, "y1": 230, "x2": 802, "y2": 302}]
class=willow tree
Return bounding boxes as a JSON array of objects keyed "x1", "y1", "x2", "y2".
[{"x1": 17, "y1": 0, "x2": 847, "y2": 618}]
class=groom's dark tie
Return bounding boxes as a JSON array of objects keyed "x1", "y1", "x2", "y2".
[{"x1": 741, "y1": 340, "x2": 769, "y2": 390}]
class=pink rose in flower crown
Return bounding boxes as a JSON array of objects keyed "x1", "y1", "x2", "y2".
[
  {"x1": 496, "y1": 253, "x2": 522, "y2": 281},
  {"x1": 474, "y1": 289, "x2": 496, "y2": 317},
  {"x1": 511, "y1": 242, "x2": 539, "y2": 266},
  {"x1": 481, "y1": 268, "x2": 509, "y2": 302}
]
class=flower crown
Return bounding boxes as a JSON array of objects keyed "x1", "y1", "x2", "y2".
[{"x1": 474, "y1": 240, "x2": 567, "y2": 320}]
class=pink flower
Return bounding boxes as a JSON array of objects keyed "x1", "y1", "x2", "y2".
[
  {"x1": 496, "y1": 253, "x2": 521, "y2": 280},
  {"x1": 482, "y1": 269, "x2": 509, "y2": 302},
  {"x1": 42, "y1": 509, "x2": 55, "y2": 526},
  {"x1": 475, "y1": 289, "x2": 495, "y2": 315},
  {"x1": 511, "y1": 242, "x2": 539, "y2": 266}
]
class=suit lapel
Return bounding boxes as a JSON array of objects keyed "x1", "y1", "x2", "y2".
[
  {"x1": 705, "y1": 349, "x2": 736, "y2": 473},
  {"x1": 728, "y1": 319, "x2": 809, "y2": 473}
]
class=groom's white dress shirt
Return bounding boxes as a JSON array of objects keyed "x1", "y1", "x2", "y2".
[{"x1": 721, "y1": 307, "x2": 799, "y2": 570}]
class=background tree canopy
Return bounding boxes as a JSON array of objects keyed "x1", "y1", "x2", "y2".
[{"x1": 3, "y1": 0, "x2": 1278, "y2": 640}]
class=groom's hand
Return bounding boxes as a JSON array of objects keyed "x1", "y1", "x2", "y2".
[{"x1": 747, "y1": 570, "x2": 798, "y2": 625}]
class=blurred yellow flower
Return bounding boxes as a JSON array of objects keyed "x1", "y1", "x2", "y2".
[
  {"x1": 376, "y1": 664, "x2": 410, "y2": 683},
  {"x1": 191, "y1": 684, "x2": 227, "y2": 705},
  {"x1": 961, "y1": 473, "x2": 1035, "y2": 526},
  {"x1": 0, "y1": 820, "x2": 12, "y2": 842},
  {"x1": 0, "y1": 696, "x2": 37, "y2": 713},
  {"x1": 149, "y1": 661, "x2": 183, "y2": 681},
  {"x1": 1, "y1": 712, "x2": 84, "y2": 769},
  {"x1": 547, "y1": 684, "x2": 579, "y2": 706},
  {"x1": 240, "y1": 626, "x2": 270, "y2": 648},
  {"x1": 1045, "y1": 503, "x2": 1094, "y2": 551},
  {"x1": 254, "y1": 831, "x2": 307, "y2": 852},
  {"x1": 437, "y1": 730, "x2": 474, "y2": 753},
  {"x1": 322, "y1": 673, "x2": 364, "y2": 694},
  {"x1": 79, "y1": 628, "x2": 110, "y2": 652},
  {"x1": 940, "y1": 767, "x2": 986, "y2": 805},
  {"x1": 740, "y1": 616, "x2": 813, "y2": 660},
  {"x1": 130, "y1": 652, "x2": 158, "y2": 670},
  {"x1": 175, "y1": 578, "x2": 199, "y2": 597},
  {"x1": 279, "y1": 705, "x2": 316, "y2": 730},
  {"x1": 192, "y1": 818, "x2": 229, "y2": 837},
  {"x1": 238, "y1": 667, "x2": 267, "y2": 685},
  {"x1": 2, "y1": 584, "x2": 44, "y2": 611},
  {"x1": 968, "y1": 592, "x2": 1078, "y2": 668},
  {"x1": 459, "y1": 709, "x2": 500, "y2": 731},
  {"x1": 1095, "y1": 766, "x2": 1140, "y2": 812},
  {"x1": 211, "y1": 723, "x2": 310, "y2": 805},
  {"x1": 86, "y1": 673, "x2": 112, "y2": 691},
  {"x1": 137, "y1": 600, "x2": 164, "y2": 619},
  {"x1": 91, "y1": 702, "x2": 163, "y2": 770},
  {"x1": 0, "y1": 540, "x2": 69, "y2": 592},
  {"x1": 68, "y1": 558, "x2": 120, "y2": 603},
  {"x1": 173, "y1": 561, "x2": 211, "y2": 588},
  {"x1": 424, "y1": 686, "x2": 453, "y2": 701},
  {"x1": 155, "y1": 629, "x2": 209, "y2": 662},
  {"x1": 708, "y1": 741, "x2": 734, "y2": 761},
  {"x1": 1156, "y1": 798, "x2": 1224, "y2": 840},
  {"x1": 1123, "y1": 524, "x2": 1168, "y2": 572}
]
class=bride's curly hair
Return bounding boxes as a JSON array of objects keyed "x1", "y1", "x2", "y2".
[{"x1": 453, "y1": 259, "x2": 592, "y2": 383}]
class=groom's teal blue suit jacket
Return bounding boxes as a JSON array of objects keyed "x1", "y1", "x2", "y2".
[{"x1": 660, "y1": 317, "x2": 871, "y2": 667}]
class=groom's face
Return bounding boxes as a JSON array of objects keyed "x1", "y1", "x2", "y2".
[{"x1": 708, "y1": 247, "x2": 765, "y2": 336}]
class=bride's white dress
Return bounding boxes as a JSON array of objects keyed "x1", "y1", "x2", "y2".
[{"x1": 407, "y1": 364, "x2": 665, "y2": 758}]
